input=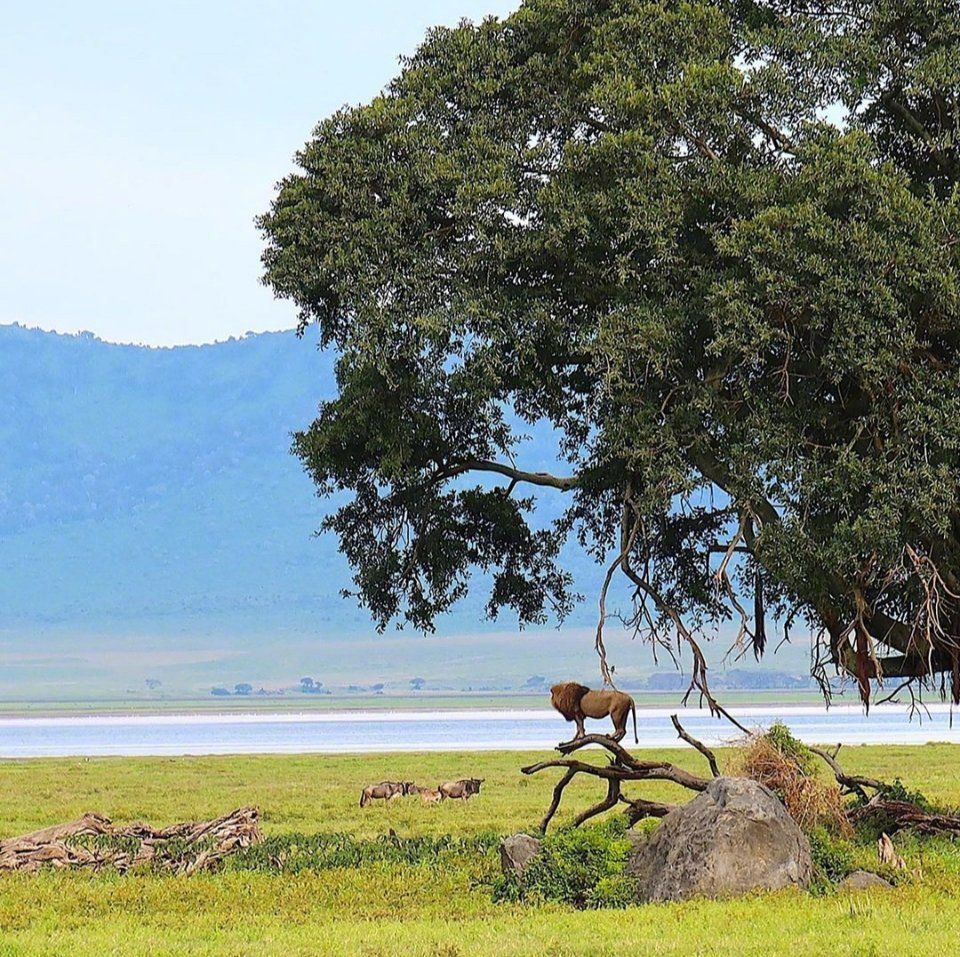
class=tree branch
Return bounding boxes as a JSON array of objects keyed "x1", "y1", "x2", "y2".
[
  {"x1": 521, "y1": 732, "x2": 710, "y2": 831},
  {"x1": 671, "y1": 714, "x2": 721, "y2": 778},
  {"x1": 538, "y1": 767, "x2": 577, "y2": 832},
  {"x1": 808, "y1": 744, "x2": 885, "y2": 802},
  {"x1": 573, "y1": 778, "x2": 622, "y2": 827},
  {"x1": 430, "y1": 459, "x2": 578, "y2": 491},
  {"x1": 881, "y1": 93, "x2": 959, "y2": 177},
  {"x1": 734, "y1": 108, "x2": 797, "y2": 153},
  {"x1": 620, "y1": 796, "x2": 675, "y2": 825}
]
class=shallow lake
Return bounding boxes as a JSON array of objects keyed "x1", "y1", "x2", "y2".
[{"x1": 0, "y1": 704, "x2": 958, "y2": 758}]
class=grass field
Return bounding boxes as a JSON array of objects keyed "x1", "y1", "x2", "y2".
[{"x1": 2, "y1": 744, "x2": 959, "y2": 956}]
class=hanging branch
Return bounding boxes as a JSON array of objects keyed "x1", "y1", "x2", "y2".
[{"x1": 594, "y1": 498, "x2": 642, "y2": 687}]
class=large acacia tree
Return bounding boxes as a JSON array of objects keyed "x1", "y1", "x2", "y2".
[{"x1": 260, "y1": 0, "x2": 960, "y2": 709}]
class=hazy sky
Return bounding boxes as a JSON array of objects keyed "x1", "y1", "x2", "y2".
[{"x1": 2, "y1": 1, "x2": 516, "y2": 347}]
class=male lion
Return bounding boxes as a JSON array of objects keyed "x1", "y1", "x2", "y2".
[{"x1": 550, "y1": 682, "x2": 638, "y2": 743}]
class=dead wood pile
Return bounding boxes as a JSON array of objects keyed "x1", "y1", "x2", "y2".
[{"x1": 0, "y1": 806, "x2": 262, "y2": 874}]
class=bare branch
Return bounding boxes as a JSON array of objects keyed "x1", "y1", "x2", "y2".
[
  {"x1": 595, "y1": 496, "x2": 642, "y2": 686},
  {"x1": 671, "y1": 714, "x2": 721, "y2": 778},
  {"x1": 620, "y1": 796, "x2": 675, "y2": 825},
  {"x1": 522, "y1": 731, "x2": 711, "y2": 831},
  {"x1": 808, "y1": 744, "x2": 886, "y2": 802},
  {"x1": 538, "y1": 767, "x2": 577, "y2": 833},
  {"x1": 573, "y1": 779, "x2": 622, "y2": 827},
  {"x1": 430, "y1": 459, "x2": 578, "y2": 491}
]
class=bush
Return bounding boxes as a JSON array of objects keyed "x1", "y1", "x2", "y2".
[
  {"x1": 876, "y1": 778, "x2": 931, "y2": 810},
  {"x1": 807, "y1": 826, "x2": 855, "y2": 889},
  {"x1": 493, "y1": 818, "x2": 639, "y2": 909},
  {"x1": 735, "y1": 723, "x2": 851, "y2": 836},
  {"x1": 764, "y1": 722, "x2": 817, "y2": 776}
]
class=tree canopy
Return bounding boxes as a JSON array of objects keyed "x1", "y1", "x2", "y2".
[{"x1": 259, "y1": 0, "x2": 960, "y2": 708}]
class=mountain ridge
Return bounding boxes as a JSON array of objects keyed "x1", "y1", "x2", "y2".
[{"x1": 0, "y1": 323, "x2": 810, "y2": 699}]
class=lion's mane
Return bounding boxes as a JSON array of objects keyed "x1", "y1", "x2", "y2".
[{"x1": 550, "y1": 682, "x2": 590, "y2": 720}]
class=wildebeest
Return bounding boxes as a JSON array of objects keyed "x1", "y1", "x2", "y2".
[
  {"x1": 404, "y1": 784, "x2": 445, "y2": 804},
  {"x1": 416, "y1": 787, "x2": 443, "y2": 804},
  {"x1": 438, "y1": 778, "x2": 483, "y2": 801},
  {"x1": 359, "y1": 781, "x2": 414, "y2": 807}
]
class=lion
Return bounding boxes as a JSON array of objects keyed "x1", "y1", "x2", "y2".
[{"x1": 550, "y1": 682, "x2": 638, "y2": 743}]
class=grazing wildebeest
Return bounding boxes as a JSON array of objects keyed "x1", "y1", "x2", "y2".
[
  {"x1": 359, "y1": 781, "x2": 414, "y2": 807},
  {"x1": 438, "y1": 778, "x2": 484, "y2": 801}
]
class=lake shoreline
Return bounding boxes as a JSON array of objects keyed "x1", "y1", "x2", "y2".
[
  {"x1": 1, "y1": 702, "x2": 956, "y2": 759},
  {"x1": 0, "y1": 689, "x2": 827, "y2": 720}
]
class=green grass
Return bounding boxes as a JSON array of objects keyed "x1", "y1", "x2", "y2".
[{"x1": 2, "y1": 744, "x2": 960, "y2": 955}]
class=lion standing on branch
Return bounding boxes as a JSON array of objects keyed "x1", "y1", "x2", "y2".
[{"x1": 550, "y1": 682, "x2": 638, "y2": 743}]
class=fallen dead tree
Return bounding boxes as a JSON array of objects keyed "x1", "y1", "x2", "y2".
[
  {"x1": 0, "y1": 806, "x2": 262, "y2": 874},
  {"x1": 805, "y1": 743, "x2": 960, "y2": 835},
  {"x1": 524, "y1": 719, "x2": 960, "y2": 839},
  {"x1": 849, "y1": 797, "x2": 960, "y2": 836},
  {"x1": 521, "y1": 716, "x2": 718, "y2": 832}
]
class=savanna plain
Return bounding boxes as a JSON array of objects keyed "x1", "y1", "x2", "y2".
[{"x1": 1, "y1": 744, "x2": 959, "y2": 956}]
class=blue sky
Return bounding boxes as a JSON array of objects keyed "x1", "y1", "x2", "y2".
[{"x1": 1, "y1": 1, "x2": 516, "y2": 347}]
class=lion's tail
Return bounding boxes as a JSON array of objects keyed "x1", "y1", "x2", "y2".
[{"x1": 631, "y1": 699, "x2": 638, "y2": 744}]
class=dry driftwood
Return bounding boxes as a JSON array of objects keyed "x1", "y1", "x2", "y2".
[
  {"x1": 849, "y1": 798, "x2": 960, "y2": 837},
  {"x1": 0, "y1": 807, "x2": 262, "y2": 874},
  {"x1": 521, "y1": 717, "x2": 719, "y2": 832}
]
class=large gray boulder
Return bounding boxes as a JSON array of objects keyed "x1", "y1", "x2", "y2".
[
  {"x1": 500, "y1": 833, "x2": 542, "y2": 880},
  {"x1": 627, "y1": 777, "x2": 812, "y2": 902}
]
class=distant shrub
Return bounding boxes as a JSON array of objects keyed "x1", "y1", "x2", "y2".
[{"x1": 493, "y1": 818, "x2": 638, "y2": 909}]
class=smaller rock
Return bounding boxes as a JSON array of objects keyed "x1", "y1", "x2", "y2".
[
  {"x1": 838, "y1": 870, "x2": 893, "y2": 892},
  {"x1": 500, "y1": 833, "x2": 541, "y2": 880}
]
